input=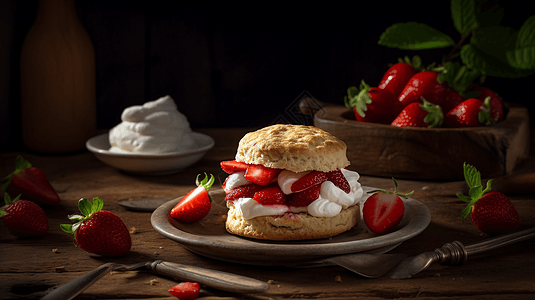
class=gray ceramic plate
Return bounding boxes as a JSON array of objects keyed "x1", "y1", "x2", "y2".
[{"x1": 151, "y1": 187, "x2": 431, "y2": 265}]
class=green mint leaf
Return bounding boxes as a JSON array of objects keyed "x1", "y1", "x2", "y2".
[
  {"x1": 506, "y1": 16, "x2": 535, "y2": 70},
  {"x1": 506, "y1": 46, "x2": 535, "y2": 70},
  {"x1": 451, "y1": 0, "x2": 479, "y2": 35},
  {"x1": 516, "y1": 15, "x2": 535, "y2": 48},
  {"x1": 474, "y1": 0, "x2": 504, "y2": 27},
  {"x1": 378, "y1": 22, "x2": 455, "y2": 50},
  {"x1": 461, "y1": 44, "x2": 535, "y2": 78}
]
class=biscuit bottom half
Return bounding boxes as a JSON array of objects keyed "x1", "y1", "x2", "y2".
[{"x1": 225, "y1": 203, "x2": 361, "y2": 241}]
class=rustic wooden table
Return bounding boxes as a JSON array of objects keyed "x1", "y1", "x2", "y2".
[{"x1": 1, "y1": 128, "x2": 535, "y2": 300}]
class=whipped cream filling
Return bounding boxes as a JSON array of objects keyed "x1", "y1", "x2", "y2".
[
  {"x1": 226, "y1": 168, "x2": 364, "y2": 219},
  {"x1": 109, "y1": 95, "x2": 195, "y2": 154}
]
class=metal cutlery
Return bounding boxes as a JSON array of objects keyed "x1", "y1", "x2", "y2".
[
  {"x1": 41, "y1": 260, "x2": 270, "y2": 300},
  {"x1": 389, "y1": 226, "x2": 535, "y2": 279},
  {"x1": 290, "y1": 252, "x2": 406, "y2": 278}
]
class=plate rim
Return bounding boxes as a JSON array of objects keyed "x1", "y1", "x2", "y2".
[
  {"x1": 151, "y1": 187, "x2": 431, "y2": 259},
  {"x1": 86, "y1": 132, "x2": 215, "y2": 159}
]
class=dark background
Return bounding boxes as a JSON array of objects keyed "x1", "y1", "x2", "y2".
[{"x1": 1, "y1": 0, "x2": 533, "y2": 153}]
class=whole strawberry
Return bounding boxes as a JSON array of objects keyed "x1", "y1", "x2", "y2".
[
  {"x1": 0, "y1": 194, "x2": 48, "y2": 237},
  {"x1": 2, "y1": 156, "x2": 60, "y2": 206},
  {"x1": 398, "y1": 70, "x2": 448, "y2": 107},
  {"x1": 344, "y1": 80, "x2": 403, "y2": 124},
  {"x1": 170, "y1": 173, "x2": 214, "y2": 223},
  {"x1": 391, "y1": 98, "x2": 443, "y2": 128},
  {"x1": 363, "y1": 178, "x2": 413, "y2": 234},
  {"x1": 457, "y1": 163, "x2": 519, "y2": 236},
  {"x1": 441, "y1": 88, "x2": 465, "y2": 115},
  {"x1": 378, "y1": 59, "x2": 419, "y2": 98},
  {"x1": 61, "y1": 197, "x2": 131, "y2": 256},
  {"x1": 474, "y1": 87, "x2": 504, "y2": 122},
  {"x1": 444, "y1": 98, "x2": 494, "y2": 127},
  {"x1": 168, "y1": 282, "x2": 200, "y2": 300}
]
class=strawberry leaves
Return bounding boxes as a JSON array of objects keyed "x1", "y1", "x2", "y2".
[
  {"x1": 457, "y1": 162, "x2": 492, "y2": 220},
  {"x1": 60, "y1": 197, "x2": 104, "y2": 234},
  {"x1": 344, "y1": 81, "x2": 372, "y2": 118},
  {"x1": 2, "y1": 156, "x2": 32, "y2": 191}
]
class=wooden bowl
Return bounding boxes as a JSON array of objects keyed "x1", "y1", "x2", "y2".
[{"x1": 310, "y1": 103, "x2": 530, "y2": 180}]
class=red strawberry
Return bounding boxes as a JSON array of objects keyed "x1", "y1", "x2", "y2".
[
  {"x1": 170, "y1": 173, "x2": 214, "y2": 223},
  {"x1": 441, "y1": 88, "x2": 465, "y2": 115},
  {"x1": 474, "y1": 87, "x2": 504, "y2": 122},
  {"x1": 378, "y1": 61, "x2": 419, "y2": 98},
  {"x1": 444, "y1": 98, "x2": 494, "y2": 127},
  {"x1": 457, "y1": 163, "x2": 519, "y2": 236},
  {"x1": 168, "y1": 282, "x2": 200, "y2": 300},
  {"x1": 2, "y1": 156, "x2": 60, "y2": 206},
  {"x1": 0, "y1": 194, "x2": 48, "y2": 238},
  {"x1": 391, "y1": 98, "x2": 443, "y2": 128},
  {"x1": 325, "y1": 169, "x2": 350, "y2": 194},
  {"x1": 220, "y1": 160, "x2": 248, "y2": 174},
  {"x1": 344, "y1": 80, "x2": 403, "y2": 124},
  {"x1": 253, "y1": 185, "x2": 286, "y2": 205},
  {"x1": 60, "y1": 197, "x2": 131, "y2": 256},
  {"x1": 225, "y1": 184, "x2": 264, "y2": 201},
  {"x1": 287, "y1": 184, "x2": 322, "y2": 207},
  {"x1": 290, "y1": 171, "x2": 327, "y2": 193},
  {"x1": 363, "y1": 178, "x2": 413, "y2": 234},
  {"x1": 398, "y1": 71, "x2": 448, "y2": 107},
  {"x1": 244, "y1": 164, "x2": 281, "y2": 186}
]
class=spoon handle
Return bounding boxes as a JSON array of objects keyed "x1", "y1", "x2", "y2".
[
  {"x1": 146, "y1": 260, "x2": 269, "y2": 294},
  {"x1": 465, "y1": 226, "x2": 535, "y2": 256}
]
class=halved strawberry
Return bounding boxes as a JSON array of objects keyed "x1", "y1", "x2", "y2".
[
  {"x1": 325, "y1": 169, "x2": 350, "y2": 194},
  {"x1": 244, "y1": 164, "x2": 281, "y2": 186},
  {"x1": 290, "y1": 171, "x2": 327, "y2": 193},
  {"x1": 253, "y1": 186, "x2": 286, "y2": 205},
  {"x1": 170, "y1": 173, "x2": 215, "y2": 223},
  {"x1": 220, "y1": 160, "x2": 248, "y2": 174},
  {"x1": 287, "y1": 184, "x2": 322, "y2": 207},
  {"x1": 168, "y1": 282, "x2": 200, "y2": 300},
  {"x1": 225, "y1": 184, "x2": 264, "y2": 201}
]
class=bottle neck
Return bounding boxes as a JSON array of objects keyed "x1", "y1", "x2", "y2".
[{"x1": 34, "y1": 0, "x2": 80, "y2": 25}]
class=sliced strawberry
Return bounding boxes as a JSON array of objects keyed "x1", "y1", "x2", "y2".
[
  {"x1": 220, "y1": 160, "x2": 248, "y2": 174},
  {"x1": 244, "y1": 164, "x2": 281, "y2": 186},
  {"x1": 253, "y1": 186, "x2": 286, "y2": 205},
  {"x1": 225, "y1": 184, "x2": 264, "y2": 201},
  {"x1": 291, "y1": 171, "x2": 327, "y2": 193},
  {"x1": 287, "y1": 184, "x2": 322, "y2": 207},
  {"x1": 325, "y1": 169, "x2": 350, "y2": 194},
  {"x1": 169, "y1": 173, "x2": 215, "y2": 223},
  {"x1": 168, "y1": 282, "x2": 200, "y2": 300}
]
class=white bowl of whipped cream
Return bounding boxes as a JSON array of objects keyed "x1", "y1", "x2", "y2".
[{"x1": 86, "y1": 95, "x2": 215, "y2": 175}]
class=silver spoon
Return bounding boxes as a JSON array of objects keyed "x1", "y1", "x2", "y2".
[
  {"x1": 41, "y1": 260, "x2": 269, "y2": 300},
  {"x1": 389, "y1": 226, "x2": 535, "y2": 279}
]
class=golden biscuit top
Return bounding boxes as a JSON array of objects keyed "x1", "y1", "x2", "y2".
[{"x1": 235, "y1": 124, "x2": 350, "y2": 172}]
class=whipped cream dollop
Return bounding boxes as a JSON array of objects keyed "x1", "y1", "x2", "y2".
[
  {"x1": 227, "y1": 168, "x2": 364, "y2": 219},
  {"x1": 109, "y1": 95, "x2": 195, "y2": 154}
]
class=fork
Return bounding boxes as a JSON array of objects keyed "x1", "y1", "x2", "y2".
[
  {"x1": 41, "y1": 260, "x2": 270, "y2": 299},
  {"x1": 388, "y1": 226, "x2": 535, "y2": 279}
]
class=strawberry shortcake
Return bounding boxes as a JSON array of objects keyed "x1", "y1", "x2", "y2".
[{"x1": 221, "y1": 124, "x2": 364, "y2": 240}]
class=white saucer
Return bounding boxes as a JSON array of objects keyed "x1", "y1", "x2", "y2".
[{"x1": 86, "y1": 132, "x2": 215, "y2": 175}]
